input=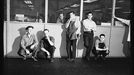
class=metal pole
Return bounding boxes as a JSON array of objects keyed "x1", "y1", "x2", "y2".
[
  {"x1": 109, "y1": 0, "x2": 116, "y2": 54},
  {"x1": 6, "y1": 0, "x2": 10, "y2": 57},
  {"x1": 45, "y1": 0, "x2": 48, "y2": 25},
  {"x1": 80, "y1": 0, "x2": 83, "y2": 21},
  {"x1": 76, "y1": 0, "x2": 83, "y2": 58},
  {"x1": 7, "y1": 0, "x2": 10, "y2": 22},
  {"x1": 111, "y1": 0, "x2": 116, "y2": 26}
]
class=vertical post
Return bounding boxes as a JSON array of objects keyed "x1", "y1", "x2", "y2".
[
  {"x1": 80, "y1": 0, "x2": 83, "y2": 21},
  {"x1": 76, "y1": 0, "x2": 83, "y2": 58},
  {"x1": 108, "y1": 0, "x2": 116, "y2": 54},
  {"x1": 7, "y1": 0, "x2": 10, "y2": 22},
  {"x1": 45, "y1": 0, "x2": 48, "y2": 24},
  {"x1": 6, "y1": 0, "x2": 10, "y2": 57},
  {"x1": 111, "y1": 0, "x2": 116, "y2": 26}
]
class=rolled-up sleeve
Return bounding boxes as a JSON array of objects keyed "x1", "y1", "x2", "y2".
[
  {"x1": 33, "y1": 35, "x2": 38, "y2": 46},
  {"x1": 21, "y1": 36, "x2": 26, "y2": 49}
]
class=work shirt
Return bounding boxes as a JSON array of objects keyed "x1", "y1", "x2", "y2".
[
  {"x1": 82, "y1": 19, "x2": 96, "y2": 32},
  {"x1": 21, "y1": 33, "x2": 38, "y2": 49}
]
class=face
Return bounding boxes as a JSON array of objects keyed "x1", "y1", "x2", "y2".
[
  {"x1": 87, "y1": 13, "x2": 93, "y2": 20},
  {"x1": 100, "y1": 36, "x2": 105, "y2": 42},
  {"x1": 27, "y1": 28, "x2": 33, "y2": 34},
  {"x1": 44, "y1": 30, "x2": 49, "y2": 36},
  {"x1": 60, "y1": 13, "x2": 64, "y2": 19},
  {"x1": 70, "y1": 12, "x2": 75, "y2": 19}
]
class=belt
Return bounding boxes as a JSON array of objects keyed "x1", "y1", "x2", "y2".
[{"x1": 84, "y1": 30, "x2": 93, "y2": 33}]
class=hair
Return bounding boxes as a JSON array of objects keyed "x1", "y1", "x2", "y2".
[
  {"x1": 25, "y1": 26, "x2": 34, "y2": 30},
  {"x1": 99, "y1": 34, "x2": 105, "y2": 37},
  {"x1": 86, "y1": 11, "x2": 92, "y2": 16},
  {"x1": 43, "y1": 29, "x2": 49, "y2": 32},
  {"x1": 59, "y1": 12, "x2": 63, "y2": 15},
  {"x1": 68, "y1": 11, "x2": 76, "y2": 14}
]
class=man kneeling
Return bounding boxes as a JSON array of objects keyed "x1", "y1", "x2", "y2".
[
  {"x1": 92, "y1": 34, "x2": 109, "y2": 60},
  {"x1": 37, "y1": 29, "x2": 56, "y2": 62},
  {"x1": 18, "y1": 26, "x2": 38, "y2": 61}
]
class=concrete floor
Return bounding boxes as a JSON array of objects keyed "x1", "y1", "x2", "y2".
[{"x1": 3, "y1": 58, "x2": 133, "y2": 75}]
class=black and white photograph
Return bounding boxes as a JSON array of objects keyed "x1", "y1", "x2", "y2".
[{"x1": 3, "y1": 0, "x2": 132, "y2": 75}]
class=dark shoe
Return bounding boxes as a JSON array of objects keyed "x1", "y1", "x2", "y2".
[
  {"x1": 85, "y1": 56, "x2": 90, "y2": 61},
  {"x1": 95, "y1": 57, "x2": 98, "y2": 60},
  {"x1": 32, "y1": 56, "x2": 38, "y2": 61},
  {"x1": 102, "y1": 57, "x2": 106, "y2": 60},
  {"x1": 23, "y1": 57, "x2": 27, "y2": 60},
  {"x1": 70, "y1": 59, "x2": 75, "y2": 62},
  {"x1": 50, "y1": 59, "x2": 54, "y2": 63},
  {"x1": 67, "y1": 58, "x2": 71, "y2": 62},
  {"x1": 23, "y1": 56, "x2": 27, "y2": 60}
]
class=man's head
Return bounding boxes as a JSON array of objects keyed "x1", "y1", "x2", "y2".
[
  {"x1": 25, "y1": 26, "x2": 34, "y2": 34},
  {"x1": 86, "y1": 12, "x2": 93, "y2": 20},
  {"x1": 43, "y1": 29, "x2": 49, "y2": 36},
  {"x1": 69, "y1": 11, "x2": 76, "y2": 19},
  {"x1": 99, "y1": 34, "x2": 105, "y2": 42},
  {"x1": 59, "y1": 13, "x2": 64, "y2": 19}
]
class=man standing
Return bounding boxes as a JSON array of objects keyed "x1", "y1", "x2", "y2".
[
  {"x1": 82, "y1": 12, "x2": 96, "y2": 61},
  {"x1": 56, "y1": 13, "x2": 64, "y2": 24},
  {"x1": 65, "y1": 11, "x2": 81, "y2": 62},
  {"x1": 39, "y1": 29, "x2": 56, "y2": 62},
  {"x1": 18, "y1": 26, "x2": 38, "y2": 61}
]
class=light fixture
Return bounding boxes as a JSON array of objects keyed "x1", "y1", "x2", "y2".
[
  {"x1": 94, "y1": 9, "x2": 101, "y2": 11},
  {"x1": 64, "y1": 7, "x2": 70, "y2": 9},
  {"x1": 118, "y1": 0, "x2": 124, "y2": 3},
  {"x1": 70, "y1": 4, "x2": 80, "y2": 7},
  {"x1": 108, "y1": 7, "x2": 122, "y2": 9},
  {"x1": 123, "y1": 12, "x2": 130, "y2": 13},
  {"x1": 24, "y1": 0, "x2": 32, "y2": 4},
  {"x1": 28, "y1": 5, "x2": 34, "y2": 7},
  {"x1": 84, "y1": 0, "x2": 98, "y2": 3}
]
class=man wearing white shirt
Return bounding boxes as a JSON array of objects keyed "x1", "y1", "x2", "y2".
[{"x1": 82, "y1": 12, "x2": 96, "y2": 61}]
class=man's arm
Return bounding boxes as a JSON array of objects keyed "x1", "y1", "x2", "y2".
[
  {"x1": 95, "y1": 40, "x2": 107, "y2": 51},
  {"x1": 21, "y1": 36, "x2": 30, "y2": 54},
  {"x1": 91, "y1": 21, "x2": 97, "y2": 32},
  {"x1": 33, "y1": 34, "x2": 38, "y2": 46},
  {"x1": 30, "y1": 35, "x2": 38, "y2": 49},
  {"x1": 95, "y1": 40, "x2": 103, "y2": 50},
  {"x1": 40, "y1": 40, "x2": 50, "y2": 55},
  {"x1": 65, "y1": 19, "x2": 71, "y2": 28},
  {"x1": 46, "y1": 36, "x2": 54, "y2": 46},
  {"x1": 104, "y1": 40, "x2": 108, "y2": 50}
]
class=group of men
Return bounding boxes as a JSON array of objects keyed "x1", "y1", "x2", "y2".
[
  {"x1": 18, "y1": 11, "x2": 129, "y2": 62},
  {"x1": 18, "y1": 26, "x2": 55, "y2": 62},
  {"x1": 65, "y1": 11, "x2": 109, "y2": 61}
]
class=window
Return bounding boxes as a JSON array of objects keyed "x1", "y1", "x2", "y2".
[
  {"x1": 48, "y1": 0, "x2": 80, "y2": 23},
  {"x1": 9, "y1": 0, "x2": 45, "y2": 22}
]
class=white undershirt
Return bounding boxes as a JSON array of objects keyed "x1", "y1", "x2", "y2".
[{"x1": 83, "y1": 19, "x2": 96, "y2": 32}]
